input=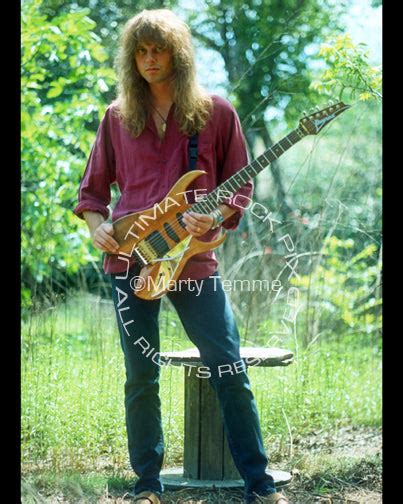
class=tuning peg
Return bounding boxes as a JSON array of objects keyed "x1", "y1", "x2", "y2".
[
  {"x1": 302, "y1": 110, "x2": 308, "y2": 116},
  {"x1": 315, "y1": 105, "x2": 321, "y2": 111},
  {"x1": 328, "y1": 99, "x2": 334, "y2": 106}
]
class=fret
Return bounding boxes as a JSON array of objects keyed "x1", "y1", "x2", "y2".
[
  {"x1": 229, "y1": 175, "x2": 240, "y2": 190},
  {"x1": 279, "y1": 137, "x2": 290, "y2": 149},
  {"x1": 211, "y1": 189, "x2": 225, "y2": 206},
  {"x1": 204, "y1": 189, "x2": 223, "y2": 213},
  {"x1": 203, "y1": 199, "x2": 215, "y2": 212},
  {"x1": 267, "y1": 149, "x2": 278, "y2": 162},
  {"x1": 234, "y1": 172, "x2": 246, "y2": 186},
  {"x1": 270, "y1": 147, "x2": 281, "y2": 161},
  {"x1": 255, "y1": 155, "x2": 267, "y2": 170},
  {"x1": 260, "y1": 152, "x2": 270, "y2": 164},
  {"x1": 241, "y1": 168, "x2": 254, "y2": 186},
  {"x1": 236, "y1": 171, "x2": 247, "y2": 185},
  {"x1": 273, "y1": 143, "x2": 285, "y2": 156},
  {"x1": 194, "y1": 195, "x2": 211, "y2": 212},
  {"x1": 284, "y1": 135, "x2": 294, "y2": 147},
  {"x1": 247, "y1": 165, "x2": 259, "y2": 178},
  {"x1": 251, "y1": 159, "x2": 262, "y2": 173},
  {"x1": 226, "y1": 178, "x2": 237, "y2": 193}
]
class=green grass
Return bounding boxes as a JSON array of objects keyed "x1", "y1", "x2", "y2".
[{"x1": 21, "y1": 291, "x2": 381, "y2": 474}]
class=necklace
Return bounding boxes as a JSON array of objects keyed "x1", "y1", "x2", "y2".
[{"x1": 150, "y1": 103, "x2": 168, "y2": 133}]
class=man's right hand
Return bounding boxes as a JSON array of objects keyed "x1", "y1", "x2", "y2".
[{"x1": 91, "y1": 223, "x2": 120, "y2": 254}]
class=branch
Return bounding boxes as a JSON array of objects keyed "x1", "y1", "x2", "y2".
[{"x1": 192, "y1": 31, "x2": 221, "y2": 53}]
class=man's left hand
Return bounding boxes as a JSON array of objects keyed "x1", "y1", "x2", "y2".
[{"x1": 182, "y1": 211, "x2": 214, "y2": 237}]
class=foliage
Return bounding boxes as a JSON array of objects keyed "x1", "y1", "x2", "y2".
[
  {"x1": 21, "y1": 0, "x2": 116, "y2": 306},
  {"x1": 21, "y1": 0, "x2": 382, "y2": 301},
  {"x1": 187, "y1": 0, "x2": 348, "y2": 132},
  {"x1": 190, "y1": 0, "x2": 344, "y2": 128},
  {"x1": 275, "y1": 98, "x2": 382, "y2": 247},
  {"x1": 291, "y1": 236, "x2": 382, "y2": 342},
  {"x1": 38, "y1": 0, "x2": 177, "y2": 70},
  {"x1": 310, "y1": 34, "x2": 382, "y2": 101},
  {"x1": 185, "y1": 0, "x2": 352, "y2": 220},
  {"x1": 21, "y1": 0, "x2": 382, "y2": 354}
]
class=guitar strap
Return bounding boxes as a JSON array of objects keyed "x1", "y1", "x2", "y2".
[{"x1": 187, "y1": 134, "x2": 199, "y2": 171}]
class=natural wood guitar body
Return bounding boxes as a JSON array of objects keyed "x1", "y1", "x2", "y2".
[
  {"x1": 108, "y1": 101, "x2": 351, "y2": 300},
  {"x1": 111, "y1": 170, "x2": 226, "y2": 300}
]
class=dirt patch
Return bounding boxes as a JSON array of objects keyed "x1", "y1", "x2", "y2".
[
  {"x1": 22, "y1": 426, "x2": 382, "y2": 503},
  {"x1": 291, "y1": 425, "x2": 382, "y2": 459}
]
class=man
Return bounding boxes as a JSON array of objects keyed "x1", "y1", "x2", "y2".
[{"x1": 73, "y1": 9, "x2": 288, "y2": 504}]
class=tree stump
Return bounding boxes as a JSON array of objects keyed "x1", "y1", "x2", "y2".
[{"x1": 160, "y1": 347, "x2": 294, "y2": 489}]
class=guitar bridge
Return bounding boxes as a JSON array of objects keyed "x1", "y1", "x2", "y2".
[
  {"x1": 133, "y1": 231, "x2": 171, "y2": 266},
  {"x1": 133, "y1": 242, "x2": 157, "y2": 265},
  {"x1": 133, "y1": 247, "x2": 148, "y2": 267}
]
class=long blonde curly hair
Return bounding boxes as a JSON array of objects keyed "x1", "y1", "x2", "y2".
[{"x1": 114, "y1": 9, "x2": 213, "y2": 137}]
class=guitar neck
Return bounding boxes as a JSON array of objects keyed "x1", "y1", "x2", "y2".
[{"x1": 191, "y1": 126, "x2": 307, "y2": 214}]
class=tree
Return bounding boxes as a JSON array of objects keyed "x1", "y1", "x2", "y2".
[
  {"x1": 186, "y1": 0, "x2": 350, "y2": 219},
  {"x1": 21, "y1": 0, "x2": 116, "y2": 306}
]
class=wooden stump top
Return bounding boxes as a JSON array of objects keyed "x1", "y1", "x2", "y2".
[
  {"x1": 160, "y1": 346, "x2": 293, "y2": 367},
  {"x1": 160, "y1": 346, "x2": 294, "y2": 484}
]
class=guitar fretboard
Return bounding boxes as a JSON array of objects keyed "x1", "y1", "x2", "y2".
[{"x1": 190, "y1": 127, "x2": 306, "y2": 213}]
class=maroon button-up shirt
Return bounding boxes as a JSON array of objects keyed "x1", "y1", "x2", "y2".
[{"x1": 73, "y1": 95, "x2": 253, "y2": 280}]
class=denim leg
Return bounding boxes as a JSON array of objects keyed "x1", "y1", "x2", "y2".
[
  {"x1": 167, "y1": 273, "x2": 277, "y2": 501},
  {"x1": 111, "y1": 269, "x2": 164, "y2": 496}
]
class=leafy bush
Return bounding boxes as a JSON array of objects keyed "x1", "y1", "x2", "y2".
[
  {"x1": 291, "y1": 236, "x2": 382, "y2": 342},
  {"x1": 310, "y1": 34, "x2": 382, "y2": 101},
  {"x1": 21, "y1": 0, "x2": 116, "y2": 306}
]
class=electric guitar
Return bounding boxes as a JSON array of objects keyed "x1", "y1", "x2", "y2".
[{"x1": 111, "y1": 102, "x2": 351, "y2": 300}]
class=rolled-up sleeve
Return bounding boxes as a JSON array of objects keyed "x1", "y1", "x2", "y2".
[
  {"x1": 73, "y1": 107, "x2": 116, "y2": 220},
  {"x1": 216, "y1": 102, "x2": 254, "y2": 230}
]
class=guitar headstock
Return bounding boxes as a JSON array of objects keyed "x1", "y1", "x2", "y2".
[{"x1": 299, "y1": 102, "x2": 351, "y2": 136}]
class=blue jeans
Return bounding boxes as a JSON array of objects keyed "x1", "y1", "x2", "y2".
[{"x1": 110, "y1": 264, "x2": 276, "y2": 502}]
